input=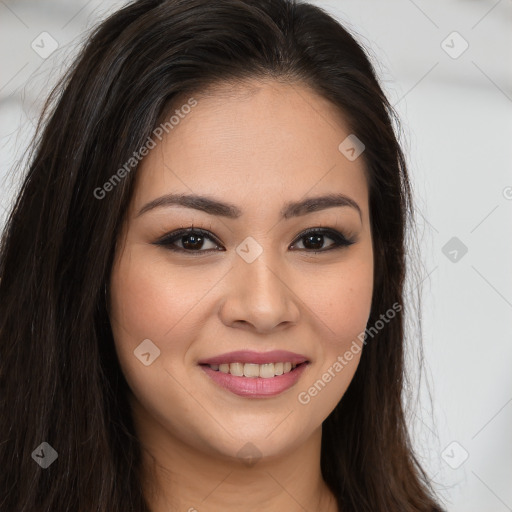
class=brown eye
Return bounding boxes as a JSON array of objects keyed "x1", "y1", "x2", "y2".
[
  {"x1": 154, "y1": 226, "x2": 355, "y2": 256},
  {"x1": 290, "y1": 228, "x2": 355, "y2": 253},
  {"x1": 154, "y1": 228, "x2": 223, "y2": 253}
]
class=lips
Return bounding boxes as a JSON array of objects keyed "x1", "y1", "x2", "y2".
[
  {"x1": 200, "y1": 361, "x2": 309, "y2": 398},
  {"x1": 197, "y1": 350, "x2": 309, "y2": 366}
]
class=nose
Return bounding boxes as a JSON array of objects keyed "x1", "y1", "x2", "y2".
[{"x1": 218, "y1": 252, "x2": 300, "y2": 334}]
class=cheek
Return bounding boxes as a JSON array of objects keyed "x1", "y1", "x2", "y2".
[
  {"x1": 329, "y1": 272, "x2": 373, "y2": 344},
  {"x1": 108, "y1": 243, "x2": 227, "y2": 393},
  {"x1": 293, "y1": 250, "x2": 373, "y2": 417},
  {"x1": 107, "y1": 246, "x2": 191, "y2": 392},
  {"x1": 300, "y1": 248, "x2": 373, "y2": 346},
  {"x1": 107, "y1": 247, "x2": 212, "y2": 438},
  {"x1": 109, "y1": 244, "x2": 214, "y2": 348}
]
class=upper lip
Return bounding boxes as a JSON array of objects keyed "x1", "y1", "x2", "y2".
[{"x1": 198, "y1": 350, "x2": 309, "y2": 366}]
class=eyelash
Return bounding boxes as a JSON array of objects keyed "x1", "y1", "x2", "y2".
[{"x1": 153, "y1": 225, "x2": 356, "y2": 255}]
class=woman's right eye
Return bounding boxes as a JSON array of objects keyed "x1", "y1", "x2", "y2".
[{"x1": 153, "y1": 228, "x2": 223, "y2": 254}]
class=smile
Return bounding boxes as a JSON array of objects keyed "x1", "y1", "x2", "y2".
[{"x1": 200, "y1": 362, "x2": 309, "y2": 398}]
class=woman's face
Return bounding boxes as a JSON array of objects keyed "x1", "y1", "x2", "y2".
[{"x1": 109, "y1": 79, "x2": 373, "y2": 461}]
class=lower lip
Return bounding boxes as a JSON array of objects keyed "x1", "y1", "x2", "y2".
[{"x1": 200, "y1": 363, "x2": 309, "y2": 398}]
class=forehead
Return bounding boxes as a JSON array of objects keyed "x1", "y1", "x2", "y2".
[{"x1": 131, "y1": 79, "x2": 369, "y2": 217}]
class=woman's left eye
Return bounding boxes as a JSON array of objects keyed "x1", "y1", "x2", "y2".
[
  {"x1": 153, "y1": 227, "x2": 355, "y2": 254},
  {"x1": 290, "y1": 228, "x2": 355, "y2": 252}
]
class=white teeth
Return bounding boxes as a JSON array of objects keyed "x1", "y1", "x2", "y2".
[
  {"x1": 230, "y1": 362, "x2": 244, "y2": 377},
  {"x1": 208, "y1": 362, "x2": 301, "y2": 377},
  {"x1": 243, "y1": 363, "x2": 260, "y2": 378},
  {"x1": 259, "y1": 363, "x2": 275, "y2": 379}
]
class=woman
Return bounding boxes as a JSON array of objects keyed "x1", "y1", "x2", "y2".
[{"x1": 0, "y1": 0, "x2": 444, "y2": 510}]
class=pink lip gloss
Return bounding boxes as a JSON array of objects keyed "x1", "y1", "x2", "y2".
[{"x1": 200, "y1": 362, "x2": 309, "y2": 398}]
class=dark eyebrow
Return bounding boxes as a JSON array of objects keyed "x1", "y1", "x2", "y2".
[{"x1": 136, "y1": 192, "x2": 362, "y2": 221}]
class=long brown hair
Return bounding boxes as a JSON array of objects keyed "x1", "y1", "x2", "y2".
[{"x1": 0, "y1": 0, "x2": 444, "y2": 510}]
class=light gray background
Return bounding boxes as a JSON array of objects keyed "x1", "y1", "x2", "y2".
[{"x1": 1, "y1": 1, "x2": 511, "y2": 510}]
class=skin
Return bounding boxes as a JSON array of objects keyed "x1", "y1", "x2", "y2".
[{"x1": 108, "y1": 79, "x2": 374, "y2": 512}]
